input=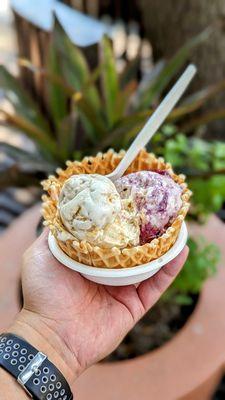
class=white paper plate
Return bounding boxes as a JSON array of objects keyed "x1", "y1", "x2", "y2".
[{"x1": 48, "y1": 222, "x2": 187, "y2": 286}]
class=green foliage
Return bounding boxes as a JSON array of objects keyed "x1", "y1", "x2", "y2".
[
  {"x1": 152, "y1": 127, "x2": 225, "y2": 220},
  {"x1": 47, "y1": 42, "x2": 68, "y2": 132},
  {"x1": 52, "y1": 19, "x2": 104, "y2": 143},
  {"x1": 163, "y1": 237, "x2": 219, "y2": 305},
  {"x1": 137, "y1": 27, "x2": 212, "y2": 110},
  {"x1": 0, "y1": 66, "x2": 50, "y2": 133},
  {"x1": 100, "y1": 36, "x2": 120, "y2": 127},
  {"x1": 1, "y1": 20, "x2": 224, "y2": 182},
  {"x1": 189, "y1": 176, "x2": 225, "y2": 219}
]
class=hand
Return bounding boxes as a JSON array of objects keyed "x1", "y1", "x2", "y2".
[{"x1": 11, "y1": 230, "x2": 188, "y2": 385}]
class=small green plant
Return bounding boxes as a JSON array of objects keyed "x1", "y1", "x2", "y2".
[
  {"x1": 150, "y1": 125, "x2": 225, "y2": 220},
  {"x1": 164, "y1": 237, "x2": 219, "y2": 305}
]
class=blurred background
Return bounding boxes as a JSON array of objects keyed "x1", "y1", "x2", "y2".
[{"x1": 0, "y1": 1, "x2": 225, "y2": 399}]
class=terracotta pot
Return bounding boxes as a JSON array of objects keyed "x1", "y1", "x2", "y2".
[
  {"x1": 74, "y1": 215, "x2": 225, "y2": 400},
  {"x1": 0, "y1": 205, "x2": 41, "y2": 331}
]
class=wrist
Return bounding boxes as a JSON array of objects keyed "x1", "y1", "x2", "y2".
[{"x1": 8, "y1": 309, "x2": 80, "y2": 386}]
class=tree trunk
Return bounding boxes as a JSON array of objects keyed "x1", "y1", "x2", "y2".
[{"x1": 137, "y1": 0, "x2": 225, "y2": 138}]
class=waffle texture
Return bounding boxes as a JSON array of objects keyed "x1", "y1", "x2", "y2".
[{"x1": 42, "y1": 149, "x2": 191, "y2": 268}]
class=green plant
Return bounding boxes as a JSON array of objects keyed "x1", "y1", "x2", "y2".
[
  {"x1": 150, "y1": 124, "x2": 225, "y2": 220},
  {"x1": 1, "y1": 21, "x2": 225, "y2": 188},
  {"x1": 164, "y1": 237, "x2": 219, "y2": 305}
]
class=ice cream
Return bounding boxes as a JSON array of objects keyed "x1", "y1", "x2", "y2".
[
  {"x1": 43, "y1": 149, "x2": 190, "y2": 268},
  {"x1": 58, "y1": 174, "x2": 140, "y2": 248},
  {"x1": 58, "y1": 169, "x2": 182, "y2": 249},
  {"x1": 115, "y1": 170, "x2": 182, "y2": 245}
]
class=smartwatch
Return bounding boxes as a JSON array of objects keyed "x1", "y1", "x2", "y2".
[{"x1": 0, "y1": 333, "x2": 73, "y2": 399}]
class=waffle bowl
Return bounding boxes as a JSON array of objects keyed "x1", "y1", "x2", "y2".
[{"x1": 42, "y1": 149, "x2": 191, "y2": 269}]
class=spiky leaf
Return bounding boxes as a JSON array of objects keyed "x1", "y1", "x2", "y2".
[
  {"x1": 137, "y1": 28, "x2": 212, "y2": 110},
  {"x1": 100, "y1": 35, "x2": 120, "y2": 127},
  {"x1": 0, "y1": 65, "x2": 50, "y2": 133},
  {"x1": 46, "y1": 40, "x2": 68, "y2": 131}
]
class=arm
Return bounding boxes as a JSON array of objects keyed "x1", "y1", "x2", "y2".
[
  {"x1": 0, "y1": 310, "x2": 76, "y2": 399},
  {"x1": 0, "y1": 230, "x2": 188, "y2": 398},
  {"x1": 0, "y1": 369, "x2": 28, "y2": 399}
]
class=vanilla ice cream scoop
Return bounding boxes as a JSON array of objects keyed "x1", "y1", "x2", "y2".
[
  {"x1": 59, "y1": 174, "x2": 121, "y2": 235},
  {"x1": 58, "y1": 174, "x2": 140, "y2": 248}
]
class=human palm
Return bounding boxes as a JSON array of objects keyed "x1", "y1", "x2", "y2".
[{"x1": 21, "y1": 229, "x2": 188, "y2": 376}]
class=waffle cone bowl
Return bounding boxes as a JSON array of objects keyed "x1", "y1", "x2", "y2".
[{"x1": 42, "y1": 149, "x2": 191, "y2": 269}]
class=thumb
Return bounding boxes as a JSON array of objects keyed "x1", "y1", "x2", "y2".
[
  {"x1": 137, "y1": 246, "x2": 189, "y2": 312},
  {"x1": 23, "y1": 228, "x2": 51, "y2": 265}
]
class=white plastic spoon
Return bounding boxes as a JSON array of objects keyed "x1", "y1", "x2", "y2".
[{"x1": 107, "y1": 64, "x2": 197, "y2": 182}]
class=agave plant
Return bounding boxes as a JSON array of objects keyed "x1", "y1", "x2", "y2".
[{"x1": 0, "y1": 19, "x2": 225, "y2": 221}]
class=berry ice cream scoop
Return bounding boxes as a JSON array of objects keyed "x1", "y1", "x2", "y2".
[{"x1": 115, "y1": 170, "x2": 182, "y2": 245}]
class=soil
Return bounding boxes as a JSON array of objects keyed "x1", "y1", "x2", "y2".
[
  {"x1": 213, "y1": 376, "x2": 225, "y2": 399},
  {"x1": 104, "y1": 294, "x2": 198, "y2": 362},
  {"x1": 217, "y1": 203, "x2": 225, "y2": 223}
]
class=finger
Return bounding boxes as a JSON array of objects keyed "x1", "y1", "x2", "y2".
[
  {"x1": 29, "y1": 228, "x2": 50, "y2": 252},
  {"x1": 137, "y1": 246, "x2": 189, "y2": 312},
  {"x1": 24, "y1": 228, "x2": 52, "y2": 262},
  {"x1": 35, "y1": 227, "x2": 49, "y2": 245}
]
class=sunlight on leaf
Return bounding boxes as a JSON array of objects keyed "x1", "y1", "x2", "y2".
[
  {"x1": 100, "y1": 35, "x2": 120, "y2": 128},
  {"x1": 52, "y1": 18, "x2": 101, "y2": 112},
  {"x1": 0, "y1": 66, "x2": 50, "y2": 134},
  {"x1": 0, "y1": 109, "x2": 58, "y2": 159}
]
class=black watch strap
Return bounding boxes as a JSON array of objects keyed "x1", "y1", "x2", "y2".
[{"x1": 0, "y1": 333, "x2": 73, "y2": 400}]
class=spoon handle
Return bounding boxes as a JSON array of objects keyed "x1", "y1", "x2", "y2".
[{"x1": 109, "y1": 64, "x2": 197, "y2": 182}]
